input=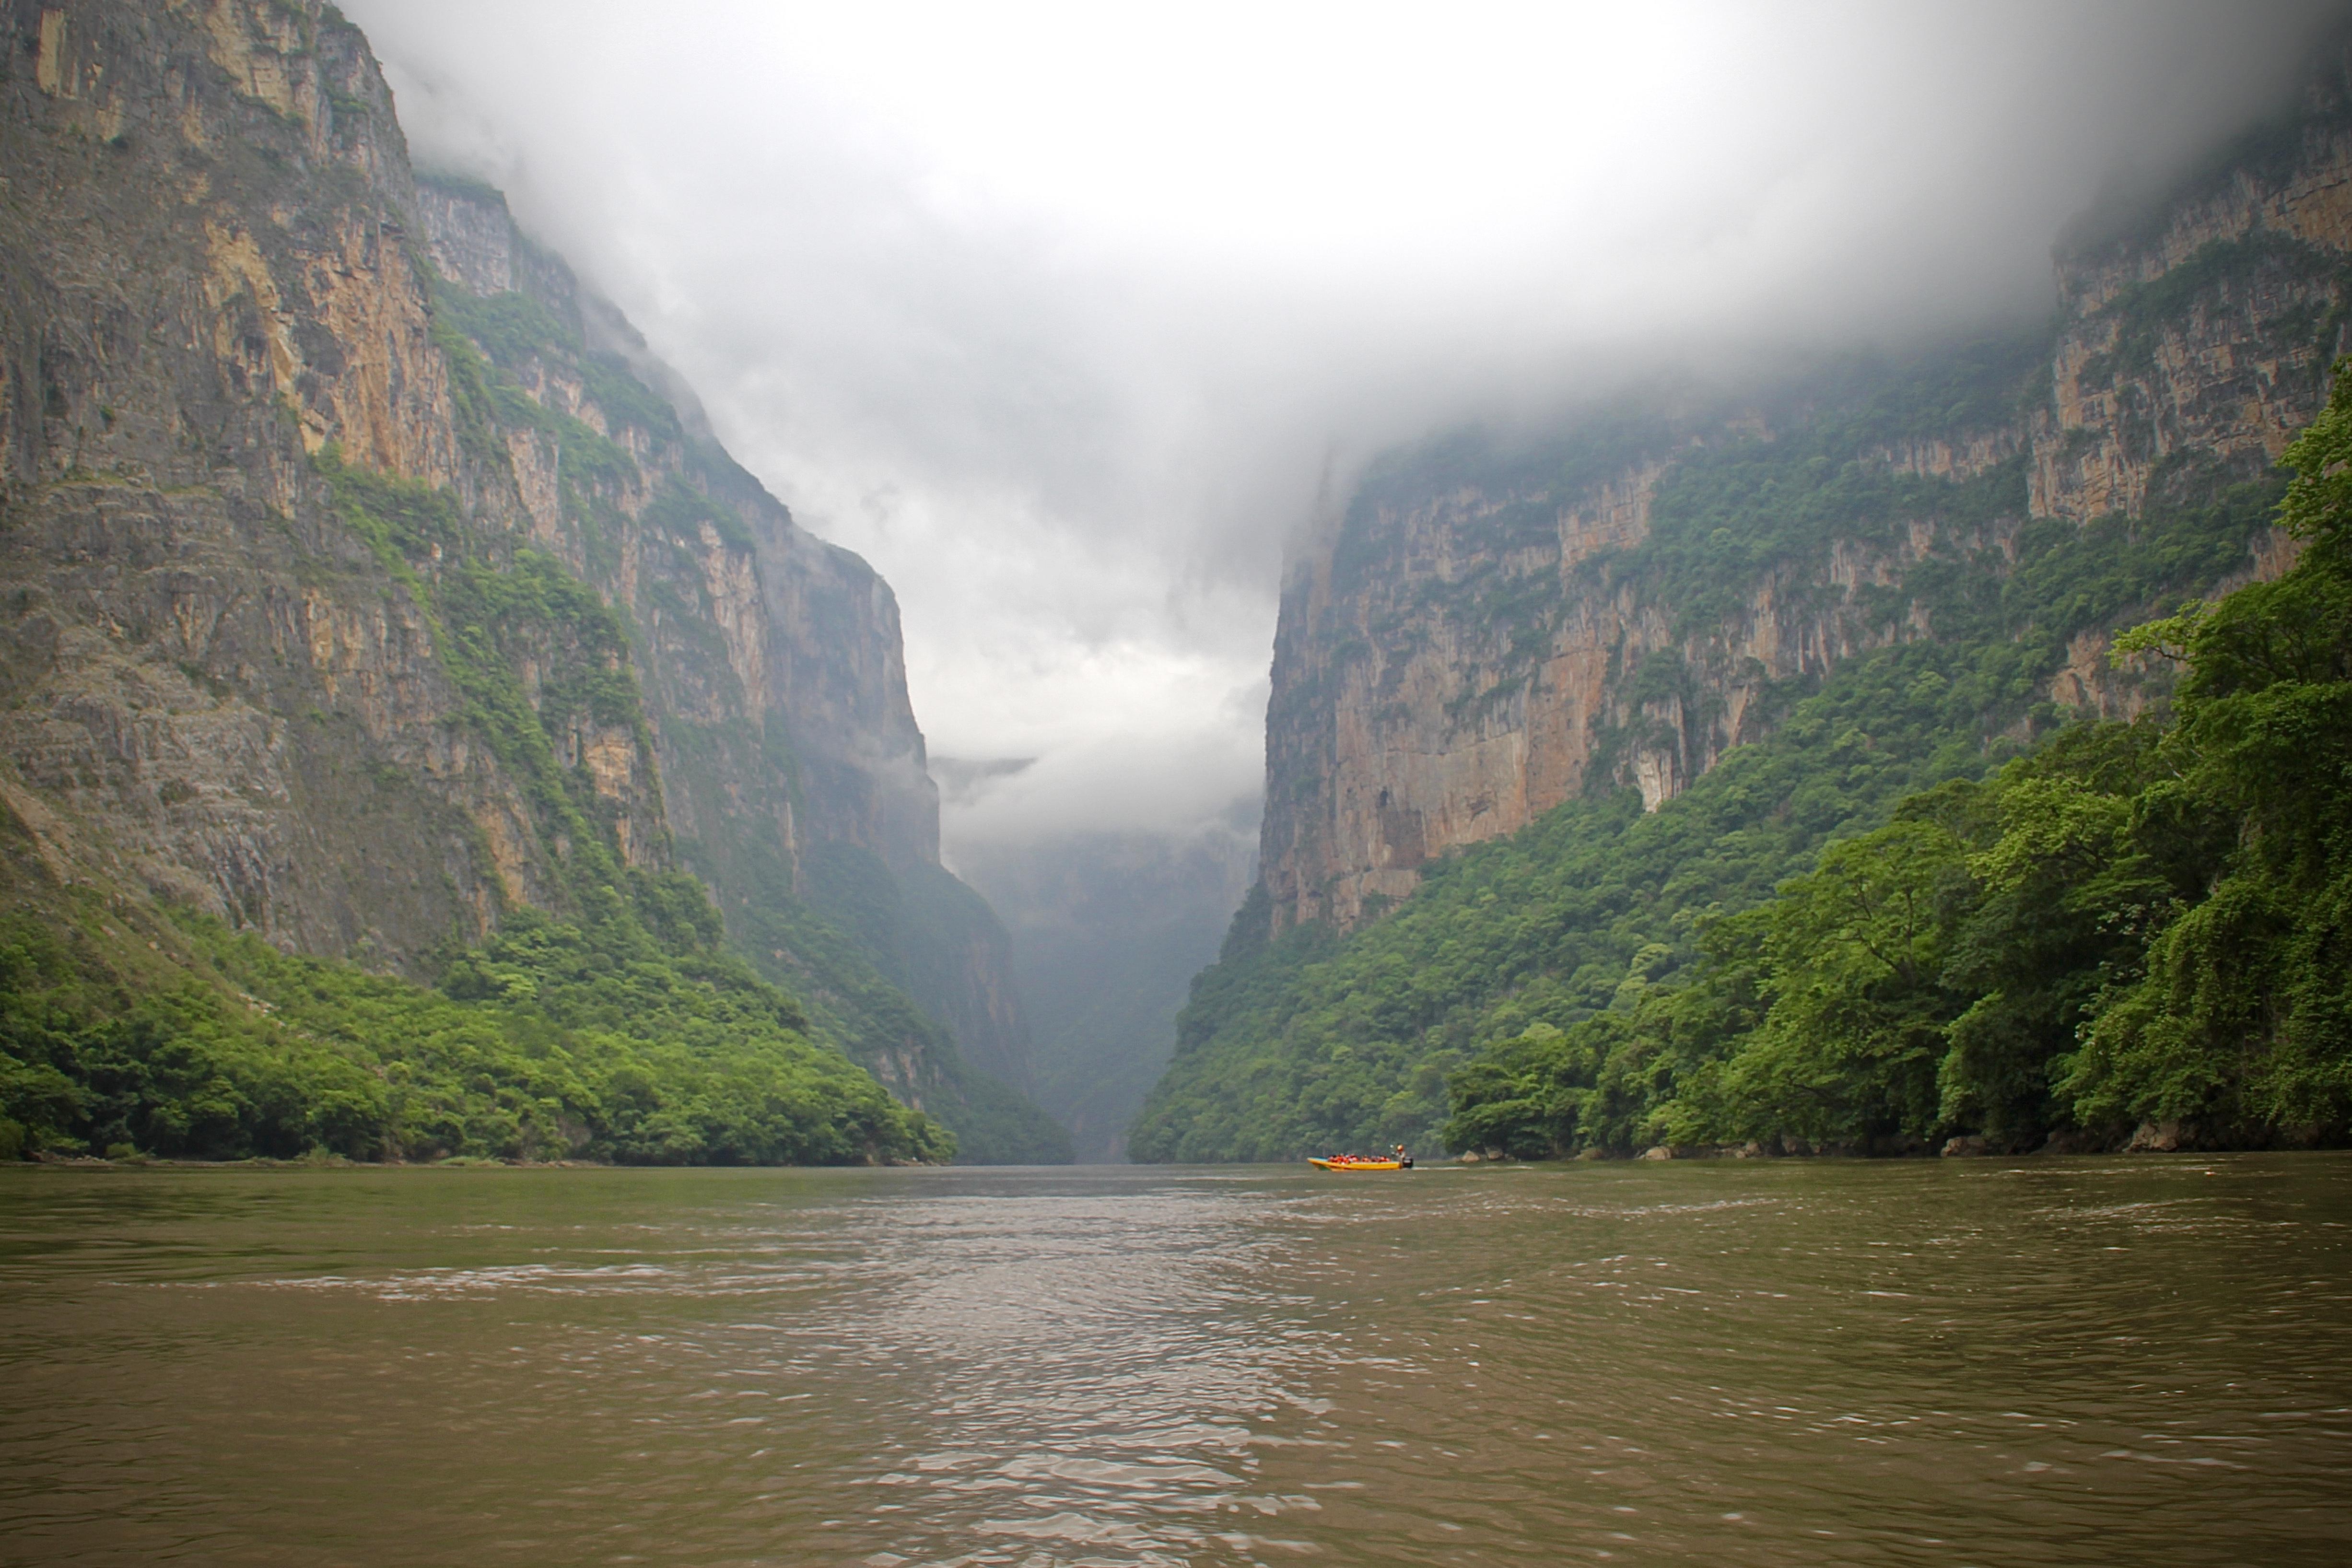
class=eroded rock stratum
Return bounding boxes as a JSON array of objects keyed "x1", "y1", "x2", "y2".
[{"x1": 0, "y1": 0, "x2": 1061, "y2": 1159}]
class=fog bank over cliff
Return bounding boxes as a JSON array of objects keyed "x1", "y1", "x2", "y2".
[{"x1": 344, "y1": 0, "x2": 2340, "y2": 850}]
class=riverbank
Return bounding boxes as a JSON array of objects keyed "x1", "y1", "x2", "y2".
[{"x1": 1448, "y1": 1116, "x2": 2352, "y2": 1162}]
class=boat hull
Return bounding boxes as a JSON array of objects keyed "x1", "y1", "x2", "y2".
[{"x1": 1307, "y1": 1158, "x2": 1412, "y2": 1170}]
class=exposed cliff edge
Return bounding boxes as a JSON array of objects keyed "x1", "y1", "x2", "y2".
[
  {"x1": 1133, "y1": 49, "x2": 2352, "y2": 1162},
  {"x1": 405, "y1": 175, "x2": 1064, "y2": 1160},
  {"x1": 0, "y1": 0, "x2": 1064, "y2": 1162},
  {"x1": 1256, "y1": 70, "x2": 2352, "y2": 938}
]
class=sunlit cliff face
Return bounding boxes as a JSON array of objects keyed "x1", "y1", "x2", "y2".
[{"x1": 346, "y1": 0, "x2": 2343, "y2": 851}]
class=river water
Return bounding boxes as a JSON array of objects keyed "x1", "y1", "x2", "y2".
[{"x1": 2, "y1": 1155, "x2": 2347, "y2": 1566}]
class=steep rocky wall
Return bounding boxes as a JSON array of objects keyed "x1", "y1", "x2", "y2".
[
  {"x1": 1263, "y1": 471, "x2": 2005, "y2": 930},
  {"x1": 2036, "y1": 108, "x2": 2352, "y2": 522},
  {"x1": 412, "y1": 181, "x2": 941, "y2": 871},
  {"x1": 685, "y1": 436, "x2": 941, "y2": 871},
  {"x1": 0, "y1": 0, "x2": 620, "y2": 965},
  {"x1": 406, "y1": 178, "x2": 1046, "y2": 1143},
  {"x1": 0, "y1": 0, "x2": 1058, "y2": 1156},
  {"x1": 1259, "y1": 62, "x2": 2352, "y2": 935}
]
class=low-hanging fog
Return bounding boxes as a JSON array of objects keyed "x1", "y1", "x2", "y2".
[{"x1": 345, "y1": 0, "x2": 2339, "y2": 862}]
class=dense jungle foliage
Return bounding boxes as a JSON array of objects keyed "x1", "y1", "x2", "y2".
[
  {"x1": 1127, "y1": 345, "x2": 2339, "y2": 1162},
  {"x1": 0, "y1": 887, "x2": 950, "y2": 1165}
]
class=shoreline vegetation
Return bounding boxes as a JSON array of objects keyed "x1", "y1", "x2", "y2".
[
  {"x1": 1431, "y1": 365, "x2": 2352, "y2": 1164},
  {"x1": 4, "y1": 1152, "x2": 947, "y2": 1169},
  {"x1": 0, "y1": 885, "x2": 957, "y2": 1170},
  {"x1": 3, "y1": 1139, "x2": 2310, "y2": 1169}
]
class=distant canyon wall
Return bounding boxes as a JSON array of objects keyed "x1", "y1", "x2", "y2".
[
  {"x1": 1258, "y1": 62, "x2": 2352, "y2": 935},
  {"x1": 957, "y1": 820, "x2": 1260, "y2": 1162}
]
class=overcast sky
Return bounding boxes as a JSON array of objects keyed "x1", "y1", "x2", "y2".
[{"x1": 344, "y1": 0, "x2": 2339, "y2": 853}]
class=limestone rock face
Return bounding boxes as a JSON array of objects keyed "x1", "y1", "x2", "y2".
[
  {"x1": 1, "y1": 0, "x2": 539, "y2": 963},
  {"x1": 0, "y1": 0, "x2": 1055, "y2": 1152},
  {"x1": 1261, "y1": 450, "x2": 2033, "y2": 932},
  {"x1": 2034, "y1": 115, "x2": 2352, "y2": 523},
  {"x1": 406, "y1": 176, "x2": 944, "y2": 887},
  {"x1": 1258, "y1": 64, "x2": 2352, "y2": 936}
]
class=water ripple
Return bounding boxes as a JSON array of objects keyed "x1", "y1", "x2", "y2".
[{"x1": 1, "y1": 1158, "x2": 2348, "y2": 1565}]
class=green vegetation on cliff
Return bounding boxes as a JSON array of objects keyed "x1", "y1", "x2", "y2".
[
  {"x1": 0, "y1": 454, "x2": 952, "y2": 1165},
  {"x1": 428, "y1": 265, "x2": 1067, "y2": 1163},
  {"x1": 1130, "y1": 340, "x2": 2305, "y2": 1162},
  {"x1": 0, "y1": 890, "x2": 948, "y2": 1165},
  {"x1": 681, "y1": 835, "x2": 1074, "y2": 1166},
  {"x1": 1437, "y1": 371, "x2": 2352, "y2": 1156}
]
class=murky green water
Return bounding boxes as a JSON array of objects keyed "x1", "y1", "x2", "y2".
[{"x1": 2, "y1": 1156, "x2": 2347, "y2": 1566}]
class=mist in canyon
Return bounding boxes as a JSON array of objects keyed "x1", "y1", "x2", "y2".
[{"x1": 341, "y1": 0, "x2": 2344, "y2": 1153}]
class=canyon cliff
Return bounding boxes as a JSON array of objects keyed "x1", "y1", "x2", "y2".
[
  {"x1": 0, "y1": 0, "x2": 1062, "y2": 1161},
  {"x1": 1257, "y1": 67, "x2": 2352, "y2": 937},
  {"x1": 1132, "y1": 47, "x2": 2352, "y2": 1163}
]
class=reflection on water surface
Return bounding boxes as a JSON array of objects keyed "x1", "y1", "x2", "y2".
[{"x1": 2, "y1": 1156, "x2": 2347, "y2": 1566}]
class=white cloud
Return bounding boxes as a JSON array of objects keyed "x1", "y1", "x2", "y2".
[{"x1": 345, "y1": 0, "x2": 2340, "y2": 853}]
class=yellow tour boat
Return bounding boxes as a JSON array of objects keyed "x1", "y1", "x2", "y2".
[{"x1": 1308, "y1": 1156, "x2": 1414, "y2": 1170}]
